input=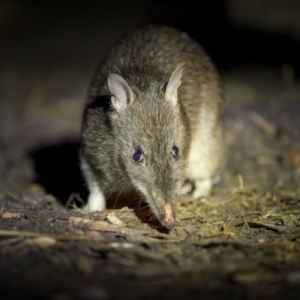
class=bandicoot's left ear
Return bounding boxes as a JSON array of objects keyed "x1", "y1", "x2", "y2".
[{"x1": 165, "y1": 66, "x2": 183, "y2": 106}]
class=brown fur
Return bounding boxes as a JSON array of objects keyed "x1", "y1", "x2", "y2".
[{"x1": 80, "y1": 25, "x2": 224, "y2": 230}]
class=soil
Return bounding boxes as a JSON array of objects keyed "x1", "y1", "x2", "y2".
[{"x1": 1, "y1": 11, "x2": 300, "y2": 300}]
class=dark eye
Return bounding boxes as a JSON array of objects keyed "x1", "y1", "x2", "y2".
[
  {"x1": 133, "y1": 150, "x2": 144, "y2": 163},
  {"x1": 172, "y1": 146, "x2": 179, "y2": 158}
]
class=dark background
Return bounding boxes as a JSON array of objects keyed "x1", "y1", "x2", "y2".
[{"x1": 1, "y1": 0, "x2": 300, "y2": 73}]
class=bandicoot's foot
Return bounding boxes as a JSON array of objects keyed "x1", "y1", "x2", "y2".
[
  {"x1": 85, "y1": 192, "x2": 106, "y2": 212},
  {"x1": 192, "y1": 178, "x2": 212, "y2": 199}
]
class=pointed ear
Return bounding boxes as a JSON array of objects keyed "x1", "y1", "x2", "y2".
[
  {"x1": 108, "y1": 74, "x2": 134, "y2": 111},
  {"x1": 165, "y1": 66, "x2": 183, "y2": 106}
]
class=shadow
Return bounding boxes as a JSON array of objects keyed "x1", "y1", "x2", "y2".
[{"x1": 30, "y1": 141, "x2": 88, "y2": 206}]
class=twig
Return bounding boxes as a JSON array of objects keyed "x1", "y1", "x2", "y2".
[
  {"x1": 248, "y1": 110, "x2": 276, "y2": 136},
  {"x1": 0, "y1": 229, "x2": 101, "y2": 241}
]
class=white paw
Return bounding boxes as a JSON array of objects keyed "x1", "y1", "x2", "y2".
[
  {"x1": 192, "y1": 178, "x2": 212, "y2": 199},
  {"x1": 85, "y1": 190, "x2": 106, "y2": 212},
  {"x1": 180, "y1": 182, "x2": 193, "y2": 195}
]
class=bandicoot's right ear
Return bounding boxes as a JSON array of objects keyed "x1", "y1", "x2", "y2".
[{"x1": 108, "y1": 74, "x2": 134, "y2": 111}]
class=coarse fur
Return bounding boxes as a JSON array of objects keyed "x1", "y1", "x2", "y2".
[{"x1": 80, "y1": 25, "x2": 224, "y2": 230}]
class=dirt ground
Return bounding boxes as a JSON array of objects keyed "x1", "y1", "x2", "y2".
[{"x1": 1, "y1": 13, "x2": 300, "y2": 300}]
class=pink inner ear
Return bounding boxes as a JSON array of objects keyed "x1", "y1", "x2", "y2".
[
  {"x1": 108, "y1": 74, "x2": 134, "y2": 111},
  {"x1": 165, "y1": 67, "x2": 183, "y2": 106}
]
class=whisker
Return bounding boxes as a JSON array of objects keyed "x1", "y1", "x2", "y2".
[
  {"x1": 113, "y1": 183, "x2": 127, "y2": 210},
  {"x1": 138, "y1": 203, "x2": 150, "y2": 211},
  {"x1": 105, "y1": 189, "x2": 113, "y2": 205},
  {"x1": 148, "y1": 215, "x2": 155, "y2": 222}
]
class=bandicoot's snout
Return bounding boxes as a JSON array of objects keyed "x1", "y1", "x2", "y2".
[{"x1": 160, "y1": 203, "x2": 176, "y2": 230}]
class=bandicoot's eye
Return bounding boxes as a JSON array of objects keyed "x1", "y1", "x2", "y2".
[
  {"x1": 172, "y1": 146, "x2": 179, "y2": 158},
  {"x1": 133, "y1": 150, "x2": 144, "y2": 163}
]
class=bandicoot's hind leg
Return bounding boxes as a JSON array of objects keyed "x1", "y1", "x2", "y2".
[{"x1": 185, "y1": 127, "x2": 223, "y2": 198}]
